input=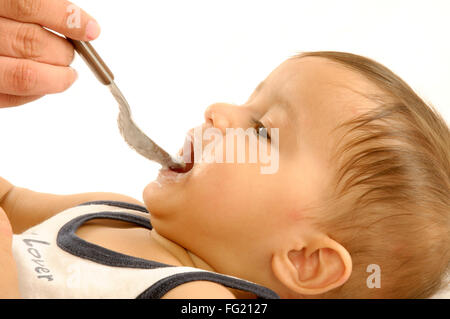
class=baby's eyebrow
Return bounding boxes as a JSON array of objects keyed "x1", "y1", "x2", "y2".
[
  {"x1": 250, "y1": 80, "x2": 296, "y2": 121},
  {"x1": 248, "y1": 81, "x2": 265, "y2": 101},
  {"x1": 254, "y1": 81, "x2": 265, "y2": 94}
]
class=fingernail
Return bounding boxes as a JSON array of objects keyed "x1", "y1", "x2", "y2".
[
  {"x1": 72, "y1": 68, "x2": 78, "y2": 81},
  {"x1": 85, "y1": 20, "x2": 101, "y2": 41}
]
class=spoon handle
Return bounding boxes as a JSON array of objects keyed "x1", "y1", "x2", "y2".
[
  {"x1": 66, "y1": 38, "x2": 186, "y2": 171},
  {"x1": 66, "y1": 39, "x2": 114, "y2": 86}
]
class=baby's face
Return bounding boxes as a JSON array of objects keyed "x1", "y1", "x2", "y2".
[{"x1": 143, "y1": 56, "x2": 370, "y2": 272}]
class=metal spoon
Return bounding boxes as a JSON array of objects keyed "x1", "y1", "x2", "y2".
[{"x1": 67, "y1": 39, "x2": 186, "y2": 171}]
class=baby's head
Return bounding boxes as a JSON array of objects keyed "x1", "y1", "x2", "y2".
[{"x1": 143, "y1": 52, "x2": 449, "y2": 298}]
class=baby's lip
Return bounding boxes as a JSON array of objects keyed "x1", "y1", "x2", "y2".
[{"x1": 170, "y1": 130, "x2": 195, "y2": 173}]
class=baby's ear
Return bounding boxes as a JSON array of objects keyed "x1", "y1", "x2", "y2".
[{"x1": 271, "y1": 237, "x2": 352, "y2": 295}]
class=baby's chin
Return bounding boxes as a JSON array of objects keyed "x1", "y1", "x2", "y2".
[
  {"x1": 142, "y1": 180, "x2": 180, "y2": 219},
  {"x1": 141, "y1": 161, "x2": 203, "y2": 216}
]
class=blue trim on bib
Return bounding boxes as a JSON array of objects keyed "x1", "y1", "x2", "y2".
[
  {"x1": 78, "y1": 200, "x2": 149, "y2": 214},
  {"x1": 137, "y1": 271, "x2": 280, "y2": 299}
]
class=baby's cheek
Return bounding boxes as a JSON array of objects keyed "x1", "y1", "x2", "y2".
[
  {"x1": 199, "y1": 164, "x2": 256, "y2": 208},
  {"x1": 201, "y1": 163, "x2": 244, "y2": 197}
]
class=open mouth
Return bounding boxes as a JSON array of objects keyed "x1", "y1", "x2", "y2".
[{"x1": 169, "y1": 133, "x2": 195, "y2": 174}]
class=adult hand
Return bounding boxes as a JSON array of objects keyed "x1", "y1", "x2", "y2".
[{"x1": 0, "y1": 0, "x2": 101, "y2": 108}]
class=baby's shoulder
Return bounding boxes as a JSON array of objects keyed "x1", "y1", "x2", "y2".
[{"x1": 161, "y1": 280, "x2": 237, "y2": 299}]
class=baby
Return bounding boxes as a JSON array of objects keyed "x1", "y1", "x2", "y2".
[{"x1": 1, "y1": 51, "x2": 449, "y2": 299}]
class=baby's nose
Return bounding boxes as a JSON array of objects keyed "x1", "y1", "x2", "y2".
[{"x1": 204, "y1": 103, "x2": 233, "y2": 133}]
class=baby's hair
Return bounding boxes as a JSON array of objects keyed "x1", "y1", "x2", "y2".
[{"x1": 293, "y1": 51, "x2": 449, "y2": 298}]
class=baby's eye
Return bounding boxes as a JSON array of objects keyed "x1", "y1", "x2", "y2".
[{"x1": 253, "y1": 120, "x2": 271, "y2": 140}]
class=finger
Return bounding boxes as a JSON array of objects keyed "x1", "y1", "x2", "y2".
[
  {"x1": 0, "y1": 17, "x2": 74, "y2": 66},
  {"x1": 0, "y1": 93, "x2": 43, "y2": 108},
  {"x1": 0, "y1": 56, "x2": 77, "y2": 96},
  {"x1": 0, "y1": 0, "x2": 101, "y2": 41}
]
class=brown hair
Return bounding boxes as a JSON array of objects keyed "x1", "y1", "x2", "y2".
[{"x1": 293, "y1": 51, "x2": 450, "y2": 298}]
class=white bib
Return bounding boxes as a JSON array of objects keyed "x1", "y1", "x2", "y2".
[{"x1": 12, "y1": 200, "x2": 279, "y2": 299}]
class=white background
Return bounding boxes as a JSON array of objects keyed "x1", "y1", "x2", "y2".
[{"x1": 1, "y1": 0, "x2": 449, "y2": 201}]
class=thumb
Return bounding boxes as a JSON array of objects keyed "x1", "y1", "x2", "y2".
[{"x1": 0, "y1": 0, "x2": 101, "y2": 41}]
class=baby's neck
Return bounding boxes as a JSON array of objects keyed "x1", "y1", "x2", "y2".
[
  {"x1": 150, "y1": 230, "x2": 256, "y2": 299},
  {"x1": 150, "y1": 230, "x2": 215, "y2": 271}
]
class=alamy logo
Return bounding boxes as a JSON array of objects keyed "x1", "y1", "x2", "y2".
[
  {"x1": 366, "y1": 264, "x2": 381, "y2": 288},
  {"x1": 182, "y1": 126, "x2": 280, "y2": 175},
  {"x1": 66, "y1": 263, "x2": 82, "y2": 289},
  {"x1": 66, "y1": 4, "x2": 81, "y2": 29}
]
